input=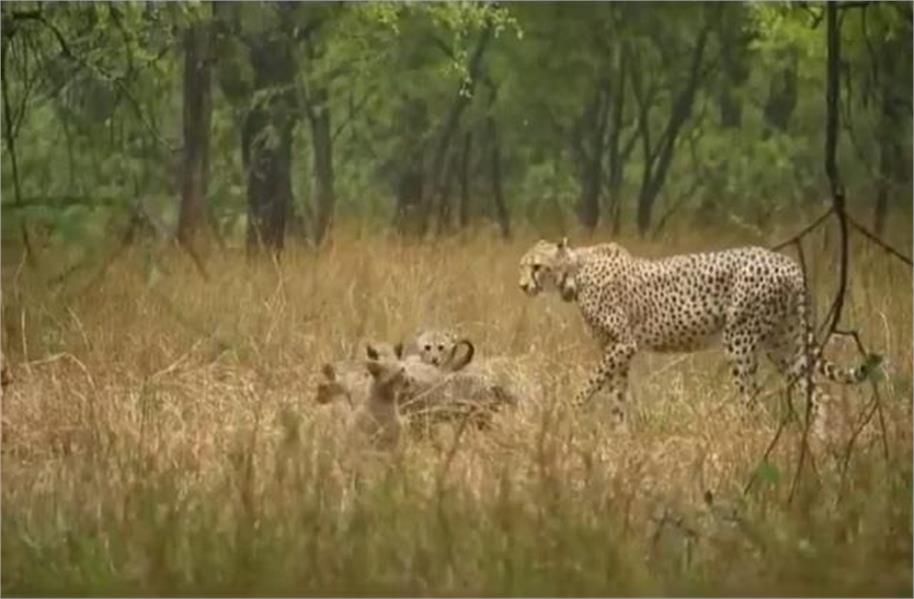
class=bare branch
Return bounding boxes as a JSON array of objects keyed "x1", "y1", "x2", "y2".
[
  {"x1": 847, "y1": 215, "x2": 913, "y2": 266},
  {"x1": 769, "y1": 207, "x2": 834, "y2": 252}
]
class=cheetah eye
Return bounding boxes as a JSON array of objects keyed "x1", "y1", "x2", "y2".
[
  {"x1": 437, "y1": 344, "x2": 444, "y2": 351},
  {"x1": 532, "y1": 264, "x2": 541, "y2": 272},
  {"x1": 424, "y1": 344, "x2": 432, "y2": 351}
]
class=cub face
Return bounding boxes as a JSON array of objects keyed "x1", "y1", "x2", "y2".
[{"x1": 409, "y1": 330, "x2": 475, "y2": 372}]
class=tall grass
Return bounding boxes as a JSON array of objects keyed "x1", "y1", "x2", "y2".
[{"x1": 2, "y1": 223, "x2": 911, "y2": 596}]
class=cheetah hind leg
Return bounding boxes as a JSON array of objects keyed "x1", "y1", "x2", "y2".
[
  {"x1": 722, "y1": 326, "x2": 761, "y2": 412},
  {"x1": 765, "y1": 341, "x2": 837, "y2": 447}
]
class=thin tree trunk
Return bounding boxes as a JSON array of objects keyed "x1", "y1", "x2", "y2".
[
  {"x1": 177, "y1": 16, "x2": 213, "y2": 251},
  {"x1": 576, "y1": 79, "x2": 610, "y2": 232},
  {"x1": 436, "y1": 149, "x2": 459, "y2": 234},
  {"x1": 304, "y1": 30, "x2": 336, "y2": 246},
  {"x1": 824, "y1": 4, "x2": 841, "y2": 199},
  {"x1": 606, "y1": 45, "x2": 631, "y2": 235},
  {"x1": 458, "y1": 130, "x2": 472, "y2": 229},
  {"x1": 392, "y1": 97, "x2": 427, "y2": 235},
  {"x1": 487, "y1": 114, "x2": 510, "y2": 240},
  {"x1": 873, "y1": 32, "x2": 904, "y2": 235},
  {"x1": 635, "y1": 26, "x2": 709, "y2": 236},
  {"x1": 874, "y1": 162, "x2": 889, "y2": 235},
  {"x1": 394, "y1": 162, "x2": 424, "y2": 235},
  {"x1": 763, "y1": 52, "x2": 798, "y2": 134},
  {"x1": 1, "y1": 44, "x2": 23, "y2": 207},
  {"x1": 1, "y1": 36, "x2": 34, "y2": 264},
  {"x1": 309, "y1": 86, "x2": 335, "y2": 245},
  {"x1": 715, "y1": 5, "x2": 748, "y2": 129},
  {"x1": 244, "y1": 38, "x2": 297, "y2": 256},
  {"x1": 422, "y1": 23, "x2": 493, "y2": 235}
]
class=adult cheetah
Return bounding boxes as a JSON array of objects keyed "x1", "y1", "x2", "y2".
[{"x1": 518, "y1": 238, "x2": 880, "y2": 423}]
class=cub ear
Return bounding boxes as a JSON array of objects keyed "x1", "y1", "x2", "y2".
[
  {"x1": 394, "y1": 342, "x2": 404, "y2": 359},
  {"x1": 366, "y1": 343, "x2": 380, "y2": 360},
  {"x1": 558, "y1": 237, "x2": 569, "y2": 251},
  {"x1": 366, "y1": 360, "x2": 384, "y2": 378},
  {"x1": 444, "y1": 339, "x2": 475, "y2": 373},
  {"x1": 321, "y1": 363, "x2": 337, "y2": 381},
  {"x1": 315, "y1": 381, "x2": 345, "y2": 404}
]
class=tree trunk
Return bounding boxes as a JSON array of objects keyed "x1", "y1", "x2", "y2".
[
  {"x1": 763, "y1": 52, "x2": 798, "y2": 134},
  {"x1": 309, "y1": 86, "x2": 335, "y2": 245},
  {"x1": 576, "y1": 79, "x2": 610, "y2": 232},
  {"x1": 395, "y1": 164, "x2": 425, "y2": 236},
  {"x1": 487, "y1": 114, "x2": 510, "y2": 240},
  {"x1": 392, "y1": 98, "x2": 428, "y2": 235},
  {"x1": 873, "y1": 30, "x2": 907, "y2": 235},
  {"x1": 436, "y1": 149, "x2": 459, "y2": 234},
  {"x1": 1, "y1": 34, "x2": 35, "y2": 265},
  {"x1": 303, "y1": 32, "x2": 336, "y2": 247},
  {"x1": 715, "y1": 4, "x2": 749, "y2": 129},
  {"x1": 177, "y1": 16, "x2": 213, "y2": 252},
  {"x1": 606, "y1": 45, "x2": 633, "y2": 235},
  {"x1": 458, "y1": 130, "x2": 472, "y2": 229},
  {"x1": 244, "y1": 38, "x2": 297, "y2": 255},
  {"x1": 422, "y1": 23, "x2": 493, "y2": 236},
  {"x1": 635, "y1": 27, "x2": 709, "y2": 236}
]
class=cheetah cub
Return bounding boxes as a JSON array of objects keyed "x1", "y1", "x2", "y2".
[
  {"x1": 315, "y1": 342, "x2": 400, "y2": 407},
  {"x1": 315, "y1": 333, "x2": 474, "y2": 410},
  {"x1": 349, "y1": 357, "x2": 415, "y2": 449},
  {"x1": 400, "y1": 329, "x2": 475, "y2": 372},
  {"x1": 390, "y1": 357, "x2": 519, "y2": 430}
]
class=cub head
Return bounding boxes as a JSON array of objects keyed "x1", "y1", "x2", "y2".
[
  {"x1": 365, "y1": 341, "x2": 401, "y2": 361},
  {"x1": 518, "y1": 237, "x2": 577, "y2": 301},
  {"x1": 315, "y1": 363, "x2": 350, "y2": 405},
  {"x1": 413, "y1": 330, "x2": 475, "y2": 372},
  {"x1": 365, "y1": 359, "x2": 410, "y2": 403}
]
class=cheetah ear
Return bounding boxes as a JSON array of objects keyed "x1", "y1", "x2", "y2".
[
  {"x1": 321, "y1": 363, "x2": 336, "y2": 381},
  {"x1": 558, "y1": 237, "x2": 569, "y2": 251},
  {"x1": 394, "y1": 342, "x2": 404, "y2": 359},
  {"x1": 366, "y1": 343, "x2": 380, "y2": 360}
]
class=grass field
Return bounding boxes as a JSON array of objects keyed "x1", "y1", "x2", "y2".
[{"x1": 1, "y1": 222, "x2": 911, "y2": 596}]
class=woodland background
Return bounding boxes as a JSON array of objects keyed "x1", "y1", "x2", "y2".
[
  {"x1": 1, "y1": 2, "x2": 912, "y2": 596},
  {"x1": 1, "y1": 1, "x2": 911, "y2": 259}
]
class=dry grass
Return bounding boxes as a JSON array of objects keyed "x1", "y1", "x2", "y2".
[{"x1": 1, "y1": 223, "x2": 911, "y2": 596}]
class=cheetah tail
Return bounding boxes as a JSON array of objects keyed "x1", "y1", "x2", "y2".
[{"x1": 816, "y1": 351, "x2": 884, "y2": 385}]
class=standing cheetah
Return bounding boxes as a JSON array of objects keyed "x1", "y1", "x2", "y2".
[{"x1": 518, "y1": 238, "x2": 880, "y2": 424}]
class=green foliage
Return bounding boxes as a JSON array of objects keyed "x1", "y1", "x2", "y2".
[
  {"x1": 754, "y1": 461, "x2": 782, "y2": 487},
  {"x1": 1, "y1": 1, "x2": 911, "y2": 249}
]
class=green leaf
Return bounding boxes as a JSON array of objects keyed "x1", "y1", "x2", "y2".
[{"x1": 754, "y1": 462, "x2": 781, "y2": 487}]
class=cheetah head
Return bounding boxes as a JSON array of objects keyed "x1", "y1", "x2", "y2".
[{"x1": 518, "y1": 237, "x2": 578, "y2": 302}]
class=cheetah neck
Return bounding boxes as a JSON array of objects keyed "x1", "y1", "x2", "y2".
[{"x1": 557, "y1": 248, "x2": 582, "y2": 302}]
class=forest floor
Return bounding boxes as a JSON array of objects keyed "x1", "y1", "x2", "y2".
[{"x1": 1, "y1": 223, "x2": 911, "y2": 596}]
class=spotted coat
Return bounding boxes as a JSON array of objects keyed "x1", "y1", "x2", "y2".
[{"x1": 518, "y1": 239, "x2": 878, "y2": 425}]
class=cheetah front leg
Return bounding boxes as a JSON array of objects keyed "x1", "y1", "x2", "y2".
[{"x1": 571, "y1": 340, "x2": 637, "y2": 425}]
